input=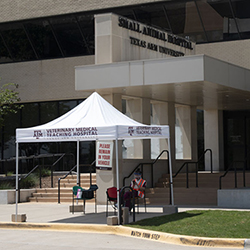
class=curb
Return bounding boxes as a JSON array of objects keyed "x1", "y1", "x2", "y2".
[{"x1": 0, "y1": 222, "x2": 246, "y2": 249}]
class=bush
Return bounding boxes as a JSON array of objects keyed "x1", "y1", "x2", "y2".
[
  {"x1": 39, "y1": 167, "x2": 51, "y2": 177},
  {"x1": 20, "y1": 174, "x2": 39, "y2": 189},
  {"x1": 0, "y1": 181, "x2": 14, "y2": 189},
  {"x1": 6, "y1": 171, "x2": 13, "y2": 177}
]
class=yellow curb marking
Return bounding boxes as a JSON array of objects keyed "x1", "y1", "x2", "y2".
[{"x1": 0, "y1": 222, "x2": 245, "y2": 249}]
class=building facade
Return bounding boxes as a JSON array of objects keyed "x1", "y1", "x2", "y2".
[{"x1": 1, "y1": 0, "x2": 250, "y2": 203}]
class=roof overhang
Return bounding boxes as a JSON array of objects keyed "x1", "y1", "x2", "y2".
[{"x1": 75, "y1": 54, "x2": 250, "y2": 110}]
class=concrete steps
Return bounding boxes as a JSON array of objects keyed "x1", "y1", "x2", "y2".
[
  {"x1": 156, "y1": 172, "x2": 250, "y2": 189},
  {"x1": 145, "y1": 171, "x2": 250, "y2": 206},
  {"x1": 145, "y1": 187, "x2": 217, "y2": 205},
  {"x1": 29, "y1": 173, "x2": 96, "y2": 203}
]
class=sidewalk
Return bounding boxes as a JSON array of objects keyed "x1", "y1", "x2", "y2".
[
  {"x1": 0, "y1": 203, "x2": 249, "y2": 249},
  {"x1": 0, "y1": 202, "x2": 167, "y2": 224}
]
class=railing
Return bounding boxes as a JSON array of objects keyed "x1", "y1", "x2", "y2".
[
  {"x1": 0, "y1": 153, "x2": 72, "y2": 177},
  {"x1": 18, "y1": 164, "x2": 40, "y2": 203},
  {"x1": 58, "y1": 164, "x2": 77, "y2": 204},
  {"x1": 219, "y1": 160, "x2": 246, "y2": 189},
  {"x1": 16, "y1": 153, "x2": 71, "y2": 202},
  {"x1": 49, "y1": 153, "x2": 66, "y2": 188},
  {"x1": 119, "y1": 186, "x2": 136, "y2": 224},
  {"x1": 57, "y1": 160, "x2": 96, "y2": 203},
  {"x1": 78, "y1": 160, "x2": 96, "y2": 187},
  {"x1": 123, "y1": 150, "x2": 169, "y2": 188},
  {"x1": 173, "y1": 149, "x2": 213, "y2": 188},
  {"x1": 123, "y1": 150, "x2": 172, "y2": 204}
]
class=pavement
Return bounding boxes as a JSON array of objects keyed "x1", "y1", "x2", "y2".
[{"x1": 0, "y1": 202, "x2": 249, "y2": 249}]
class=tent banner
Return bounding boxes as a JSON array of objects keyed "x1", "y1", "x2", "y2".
[
  {"x1": 118, "y1": 125, "x2": 169, "y2": 139},
  {"x1": 96, "y1": 141, "x2": 113, "y2": 170},
  {"x1": 16, "y1": 126, "x2": 117, "y2": 142}
]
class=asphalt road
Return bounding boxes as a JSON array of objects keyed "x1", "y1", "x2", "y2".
[{"x1": 0, "y1": 229, "x2": 242, "y2": 250}]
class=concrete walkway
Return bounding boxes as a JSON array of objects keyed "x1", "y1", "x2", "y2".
[
  {"x1": 0, "y1": 203, "x2": 167, "y2": 224},
  {"x1": 0, "y1": 203, "x2": 249, "y2": 249}
]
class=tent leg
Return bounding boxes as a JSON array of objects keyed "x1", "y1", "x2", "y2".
[
  {"x1": 77, "y1": 140, "x2": 80, "y2": 186},
  {"x1": 115, "y1": 136, "x2": 120, "y2": 224},
  {"x1": 15, "y1": 142, "x2": 19, "y2": 222}
]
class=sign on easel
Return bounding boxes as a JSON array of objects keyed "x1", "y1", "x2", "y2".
[{"x1": 96, "y1": 141, "x2": 113, "y2": 170}]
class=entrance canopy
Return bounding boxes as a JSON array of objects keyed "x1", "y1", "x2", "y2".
[{"x1": 16, "y1": 92, "x2": 169, "y2": 142}]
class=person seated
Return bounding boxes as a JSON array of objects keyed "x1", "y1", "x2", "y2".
[{"x1": 123, "y1": 170, "x2": 146, "y2": 211}]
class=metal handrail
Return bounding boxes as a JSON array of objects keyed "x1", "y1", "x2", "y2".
[
  {"x1": 122, "y1": 150, "x2": 172, "y2": 204},
  {"x1": 123, "y1": 150, "x2": 169, "y2": 188},
  {"x1": 57, "y1": 160, "x2": 96, "y2": 203},
  {"x1": 219, "y1": 160, "x2": 246, "y2": 189},
  {"x1": 173, "y1": 149, "x2": 213, "y2": 188},
  {"x1": 18, "y1": 164, "x2": 40, "y2": 203},
  {"x1": 0, "y1": 153, "x2": 66, "y2": 162},
  {"x1": 58, "y1": 164, "x2": 77, "y2": 204},
  {"x1": 119, "y1": 186, "x2": 135, "y2": 224},
  {"x1": 50, "y1": 153, "x2": 66, "y2": 188},
  {"x1": 78, "y1": 160, "x2": 96, "y2": 186}
]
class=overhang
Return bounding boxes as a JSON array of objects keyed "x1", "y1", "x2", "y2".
[{"x1": 75, "y1": 54, "x2": 250, "y2": 110}]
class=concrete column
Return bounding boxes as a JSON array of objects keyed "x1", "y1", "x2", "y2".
[
  {"x1": 175, "y1": 105, "x2": 191, "y2": 159},
  {"x1": 204, "y1": 110, "x2": 223, "y2": 171},
  {"x1": 168, "y1": 102, "x2": 176, "y2": 171},
  {"x1": 142, "y1": 98, "x2": 151, "y2": 160},
  {"x1": 124, "y1": 98, "x2": 143, "y2": 158},
  {"x1": 151, "y1": 101, "x2": 168, "y2": 159},
  {"x1": 96, "y1": 93, "x2": 122, "y2": 204},
  {"x1": 191, "y1": 106, "x2": 198, "y2": 161}
]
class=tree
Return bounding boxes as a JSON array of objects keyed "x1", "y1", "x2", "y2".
[{"x1": 0, "y1": 83, "x2": 23, "y2": 127}]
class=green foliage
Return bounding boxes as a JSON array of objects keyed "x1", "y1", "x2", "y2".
[
  {"x1": 127, "y1": 210, "x2": 250, "y2": 238},
  {"x1": 0, "y1": 82, "x2": 23, "y2": 127},
  {"x1": 39, "y1": 167, "x2": 51, "y2": 177},
  {"x1": 20, "y1": 174, "x2": 39, "y2": 189},
  {"x1": 6, "y1": 171, "x2": 13, "y2": 176},
  {"x1": 0, "y1": 181, "x2": 14, "y2": 189}
]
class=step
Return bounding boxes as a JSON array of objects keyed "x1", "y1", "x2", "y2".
[
  {"x1": 145, "y1": 187, "x2": 218, "y2": 206},
  {"x1": 35, "y1": 188, "x2": 72, "y2": 194},
  {"x1": 55, "y1": 183, "x2": 94, "y2": 188},
  {"x1": 33, "y1": 192, "x2": 71, "y2": 198},
  {"x1": 58, "y1": 179, "x2": 96, "y2": 184},
  {"x1": 28, "y1": 197, "x2": 95, "y2": 203}
]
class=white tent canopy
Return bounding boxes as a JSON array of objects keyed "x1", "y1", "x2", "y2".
[
  {"x1": 16, "y1": 92, "x2": 169, "y2": 142},
  {"x1": 15, "y1": 92, "x2": 173, "y2": 222}
]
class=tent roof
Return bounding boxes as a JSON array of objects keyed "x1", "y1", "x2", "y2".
[
  {"x1": 16, "y1": 92, "x2": 169, "y2": 142},
  {"x1": 35, "y1": 92, "x2": 142, "y2": 128}
]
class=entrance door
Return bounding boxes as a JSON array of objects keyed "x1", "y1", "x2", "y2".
[{"x1": 224, "y1": 111, "x2": 250, "y2": 170}]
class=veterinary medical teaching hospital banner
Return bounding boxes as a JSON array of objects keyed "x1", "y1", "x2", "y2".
[{"x1": 96, "y1": 141, "x2": 113, "y2": 170}]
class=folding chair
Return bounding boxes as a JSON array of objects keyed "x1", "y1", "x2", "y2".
[
  {"x1": 72, "y1": 185, "x2": 84, "y2": 214},
  {"x1": 72, "y1": 185, "x2": 98, "y2": 214},
  {"x1": 106, "y1": 187, "x2": 117, "y2": 217}
]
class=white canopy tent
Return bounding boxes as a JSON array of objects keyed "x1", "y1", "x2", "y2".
[{"x1": 15, "y1": 92, "x2": 173, "y2": 222}]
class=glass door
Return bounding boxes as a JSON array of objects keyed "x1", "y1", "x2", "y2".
[{"x1": 224, "y1": 111, "x2": 250, "y2": 170}]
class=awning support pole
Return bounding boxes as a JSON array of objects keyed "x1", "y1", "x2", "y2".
[
  {"x1": 115, "y1": 126, "x2": 120, "y2": 224},
  {"x1": 15, "y1": 141, "x2": 19, "y2": 222},
  {"x1": 77, "y1": 140, "x2": 80, "y2": 186}
]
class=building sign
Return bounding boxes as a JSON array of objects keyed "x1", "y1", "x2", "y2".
[
  {"x1": 118, "y1": 16, "x2": 194, "y2": 57},
  {"x1": 96, "y1": 141, "x2": 113, "y2": 170}
]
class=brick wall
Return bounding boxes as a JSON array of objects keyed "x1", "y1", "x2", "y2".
[
  {"x1": 0, "y1": 55, "x2": 94, "y2": 102},
  {"x1": 196, "y1": 39, "x2": 250, "y2": 70}
]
